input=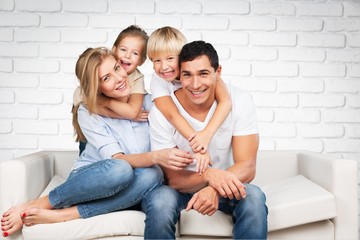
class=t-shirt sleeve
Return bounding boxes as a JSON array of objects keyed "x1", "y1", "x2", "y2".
[
  {"x1": 232, "y1": 89, "x2": 259, "y2": 136},
  {"x1": 148, "y1": 105, "x2": 176, "y2": 150},
  {"x1": 77, "y1": 105, "x2": 123, "y2": 159},
  {"x1": 150, "y1": 73, "x2": 172, "y2": 101},
  {"x1": 129, "y1": 70, "x2": 147, "y2": 94}
]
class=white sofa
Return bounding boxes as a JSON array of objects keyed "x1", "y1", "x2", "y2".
[{"x1": 0, "y1": 150, "x2": 358, "y2": 240}]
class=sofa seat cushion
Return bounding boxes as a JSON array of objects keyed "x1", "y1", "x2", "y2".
[
  {"x1": 262, "y1": 175, "x2": 337, "y2": 231},
  {"x1": 22, "y1": 210, "x2": 146, "y2": 240},
  {"x1": 179, "y1": 175, "x2": 337, "y2": 237},
  {"x1": 22, "y1": 175, "x2": 148, "y2": 239}
]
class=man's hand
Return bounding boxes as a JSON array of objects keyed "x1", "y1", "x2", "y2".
[
  {"x1": 204, "y1": 168, "x2": 246, "y2": 200},
  {"x1": 186, "y1": 186, "x2": 219, "y2": 216},
  {"x1": 153, "y1": 148, "x2": 194, "y2": 171}
]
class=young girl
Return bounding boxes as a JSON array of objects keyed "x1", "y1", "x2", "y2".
[
  {"x1": 1, "y1": 47, "x2": 193, "y2": 237},
  {"x1": 147, "y1": 26, "x2": 232, "y2": 174}
]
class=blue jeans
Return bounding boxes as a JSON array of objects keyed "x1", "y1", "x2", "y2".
[
  {"x1": 141, "y1": 184, "x2": 268, "y2": 239},
  {"x1": 49, "y1": 159, "x2": 163, "y2": 218}
]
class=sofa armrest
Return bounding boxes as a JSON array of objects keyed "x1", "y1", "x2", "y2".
[
  {"x1": 297, "y1": 151, "x2": 358, "y2": 240},
  {"x1": 0, "y1": 152, "x2": 55, "y2": 213}
]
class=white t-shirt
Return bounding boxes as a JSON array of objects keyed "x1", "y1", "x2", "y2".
[
  {"x1": 150, "y1": 73, "x2": 182, "y2": 101},
  {"x1": 149, "y1": 84, "x2": 258, "y2": 172}
]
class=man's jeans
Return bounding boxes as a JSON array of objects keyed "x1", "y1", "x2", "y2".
[
  {"x1": 49, "y1": 159, "x2": 163, "y2": 218},
  {"x1": 142, "y1": 184, "x2": 268, "y2": 239}
]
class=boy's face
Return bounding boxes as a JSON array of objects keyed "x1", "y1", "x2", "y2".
[
  {"x1": 113, "y1": 36, "x2": 145, "y2": 75},
  {"x1": 151, "y1": 53, "x2": 180, "y2": 82}
]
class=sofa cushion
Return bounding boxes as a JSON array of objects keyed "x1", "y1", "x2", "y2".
[
  {"x1": 24, "y1": 175, "x2": 149, "y2": 239},
  {"x1": 26, "y1": 174, "x2": 337, "y2": 238},
  {"x1": 22, "y1": 210, "x2": 146, "y2": 240},
  {"x1": 179, "y1": 175, "x2": 337, "y2": 237},
  {"x1": 262, "y1": 175, "x2": 337, "y2": 231}
]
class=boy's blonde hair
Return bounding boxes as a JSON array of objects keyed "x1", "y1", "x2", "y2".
[
  {"x1": 113, "y1": 25, "x2": 149, "y2": 65},
  {"x1": 72, "y1": 47, "x2": 113, "y2": 142},
  {"x1": 147, "y1": 26, "x2": 187, "y2": 60}
]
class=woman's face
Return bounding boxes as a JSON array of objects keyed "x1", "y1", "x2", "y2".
[{"x1": 98, "y1": 55, "x2": 130, "y2": 99}]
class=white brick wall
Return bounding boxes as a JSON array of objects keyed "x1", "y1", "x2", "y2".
[{"x1": 0, "y1": 0, "x2": 359, "y2": 232}]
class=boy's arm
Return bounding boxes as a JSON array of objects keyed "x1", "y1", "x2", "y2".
[
  {"x1": 190, "y1": 76, "x2": 232, "y2": 152},
  {"x1": 154, "y1": 96, "x2": 195, "y2": 140},
  {"x1": 205, "y1": 76, "x2": 232, "y2": 137}
]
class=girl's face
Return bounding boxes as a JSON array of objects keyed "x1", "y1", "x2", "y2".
[
  {"x1": 98, "y1": 55, "x2": 130, "y2": 99},
  {"x1": 113, "y1": 36, "x2": 145, "y2": 75},
  {"x1": 151, "y1": 52, "x2": 179, "y2": 82}
]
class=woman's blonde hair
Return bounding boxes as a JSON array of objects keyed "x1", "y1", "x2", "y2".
[
  {"x1": 147, "y1": 26, "x2": 187, "y2": 60},
  {"x1": 72, "y1": 47, "x2": 113, "y2": 142}
]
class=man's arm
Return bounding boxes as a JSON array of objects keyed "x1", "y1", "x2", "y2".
[
  {"x1": 164, "y1": 134, "x2": 259, "y2": 199},
  {"x1": 227, "y1": 134, "x2": 259, "y2": 183}
]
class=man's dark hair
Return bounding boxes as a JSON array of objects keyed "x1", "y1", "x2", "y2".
[{"x1": 179, "y1": 40, "x2": 219, "y2": 71}]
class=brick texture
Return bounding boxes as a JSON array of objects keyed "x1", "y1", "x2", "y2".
[{"x1": 0, "y1": 0, "x2": 359, "y2": 230}]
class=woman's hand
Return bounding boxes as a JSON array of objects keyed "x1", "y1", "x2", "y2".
[{"x1": 153, "y1": 148, "x2": 194, "y2": 171}]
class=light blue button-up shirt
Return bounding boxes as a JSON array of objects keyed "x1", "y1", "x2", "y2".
[{"x1": 73, "y1": 94, "x2": 153, "y2": 170}]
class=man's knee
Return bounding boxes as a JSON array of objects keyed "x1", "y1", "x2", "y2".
[
  {"x1": 235, "y1": 184, "x2": 267, "y2": 216},
  {"x1": 245, "y1": 184, "x2": 266, "y2": 204}
]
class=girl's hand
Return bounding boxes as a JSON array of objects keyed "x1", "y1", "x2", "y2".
[
  {"x1": 188, "y1": 130, "x2": 211, "y2": 153},
  {"x1": 134, "y1": 110, "x2": 149, "y2": 122},
  {"x1": 193, "y1": 151, "x2": 212, "y2": 175}
]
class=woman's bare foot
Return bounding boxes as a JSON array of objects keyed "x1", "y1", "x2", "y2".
[
  {"x1": 1, "y1": 206, "x2": 26, "y2": 237},
  {"x1": 22, "y1": 207, "x2": 80, "y2": 226},
  {"x1": 1, "y1": 196, "x2": 52, "y2": 237}
]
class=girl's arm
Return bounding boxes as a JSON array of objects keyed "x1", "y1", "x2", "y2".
[
  {"x1": 97, "y1": 73, "x2": 146, "y2": 120},
  {"x1": 154, "y1": 96, "x2": 195, "y2": 140},
  {"x1": 97, "y1": 93, "x2": 144, "y2": 120},
  {"x1": 189, "y1": 75, "x2": 232, "y2": 152}
]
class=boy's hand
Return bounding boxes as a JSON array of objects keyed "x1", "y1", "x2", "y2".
[
  {"x1": 193, "y1": 151, "x2": 212, "y2": 175},
  {"x1": 188, "y1": 131, "x2": 211, "y2": 153}
]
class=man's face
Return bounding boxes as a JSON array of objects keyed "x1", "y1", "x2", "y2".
[{"x1": 180, "y1": 55, "x2": 217, "y2": 106}]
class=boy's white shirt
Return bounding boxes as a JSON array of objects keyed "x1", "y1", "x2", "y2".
[
  {"x1": 150, "y1": 73, "x2": 182, "y2": 101},
  {"x1": 149, "y1": 84, "x2": 259, "y2": 172}
]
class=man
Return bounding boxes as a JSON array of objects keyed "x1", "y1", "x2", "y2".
[{"x1": 142, "y1": 40, "x2": 268, "y2": 239}]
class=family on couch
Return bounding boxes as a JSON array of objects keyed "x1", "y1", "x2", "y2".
[{"x1": 1, "y1": 25, "x2": 268, "y2": 239}]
